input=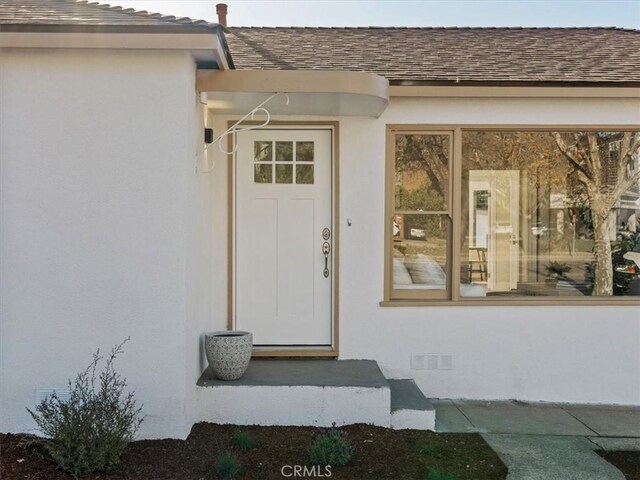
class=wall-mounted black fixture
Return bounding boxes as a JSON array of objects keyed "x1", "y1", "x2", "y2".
[{"x1": 204, "y1": 128, "x2": 214, "y2": 144}]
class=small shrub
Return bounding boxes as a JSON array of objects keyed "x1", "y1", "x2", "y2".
[
  {"x1": 216, "y1": 452, "x2": 241, "y2": 479},
  {"x1": 27, "y1": 338, "x2": 143, "y2": 476},
  {"x1": 428, "y1": 469, "x2": 459, "y2": 480},
  {"x1": 309, "y1": 423, "x2": 352, "y2": 467},
  {"x1": 233, "y1": 429, "x2": 257, "y2": 451},
  {"x1": 417, "y1": 442, "x2": 439, "y2": 457}
]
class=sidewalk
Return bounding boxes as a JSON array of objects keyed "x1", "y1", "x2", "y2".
[{"x1": 431, "y1": 399, "x2": 640, "y2": 480}]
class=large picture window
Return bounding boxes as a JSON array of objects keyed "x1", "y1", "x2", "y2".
[{"x1": 386, "y1": 127, "x2": 640, "y2": 303}]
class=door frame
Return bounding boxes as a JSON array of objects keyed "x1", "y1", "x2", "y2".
[{"x1": 226, "y1": 121, "x2": 340, "y2": 357}]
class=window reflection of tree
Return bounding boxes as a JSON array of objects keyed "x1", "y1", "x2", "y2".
[{"x1": 460, "y1": 131, "x2": 640, "y2": 296}]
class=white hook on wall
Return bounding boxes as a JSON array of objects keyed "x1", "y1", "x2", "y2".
[{"x1": 198, "y1": 92, "x2": 290, "y2": 173}]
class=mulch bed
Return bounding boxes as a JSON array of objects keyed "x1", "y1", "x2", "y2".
[
  {"x1": 1, "y1": 423, "x2": 507, "y2": 480},
  {"x1": 597, "y1": 451, "x2": 640, "y2": 480}
]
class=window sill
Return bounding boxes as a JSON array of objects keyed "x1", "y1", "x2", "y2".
[{"x1": 379, "y1": 297, "x2": 640, "y2": 307}]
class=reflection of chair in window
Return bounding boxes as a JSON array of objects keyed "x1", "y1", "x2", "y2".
[{"x1": 469, "y1": 247, "x2": 488, "y2": 282}]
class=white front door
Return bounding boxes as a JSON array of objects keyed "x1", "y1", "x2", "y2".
[{"x1": 234, "y1": 129, "x2": 333, "y2": 347}]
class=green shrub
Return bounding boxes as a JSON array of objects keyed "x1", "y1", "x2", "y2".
[
  {"x1": 27, "y1": 338, "x2": 143, "y2": 476},
  {"x1": 233, "y1": 429, "x2": 257, "y2": 451},
  {"x1": 417, "y1": 442, "x2": 440, "y2": 457},
  {"x1": 216, "y1": 452, "x2": 241, "y2": 479},
  {"x1": 309, "y1": 423, "x2": 352, "y2": 467},
  {"x1": 428, "y1": 469, "x2": 459, "y2": 480}
]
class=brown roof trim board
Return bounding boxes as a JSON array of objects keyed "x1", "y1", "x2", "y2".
[{"x1": 226, "y1": 26, "x2": 640, "y2": 85}]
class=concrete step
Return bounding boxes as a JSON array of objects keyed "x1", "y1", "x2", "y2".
[
  {"x1": 389, "y1": 379, "x2": 436, "y2": 430},
  {"x1": 195, "y1": 359, "x2": 391, "y2": 428}
]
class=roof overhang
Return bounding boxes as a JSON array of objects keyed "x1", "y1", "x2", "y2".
[
  {"x1": 0, "y1": 25, "x2": 232, "y2": 69},
  {"x1": 197, "y1": 70, "x2": 390, "y2": 117},
  {"x1": 389, "y1": 84, "x2": 640, "y2": 98}
]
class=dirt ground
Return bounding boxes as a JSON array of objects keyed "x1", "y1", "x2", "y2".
[
  {"x1": 597, "y1": 450, "x2": 640, "y2": 480},
  {"x1": 1, "y1": 423, "x2": 507, "y2": 480}
]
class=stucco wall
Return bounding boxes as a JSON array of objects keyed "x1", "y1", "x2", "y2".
[
  {"x1": 0, "y1": 48, "x2": 208, "y2": 438},
  {"x1": 210, "y1": 96, "x2": 640, "y2": 406},
  {"x1": 2, "y1": 52, "x2": 638, "y2": 443},
  {"x1": 341, "y1": 97, "x2": 640, "y2": 405},
  {"x1": 184, "y1": 102, "x2": 213, "y2": 431}
]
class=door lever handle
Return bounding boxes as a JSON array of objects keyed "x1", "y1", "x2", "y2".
[{"x1": 322, "y1": 242, "x2": 330, "y2": 278}]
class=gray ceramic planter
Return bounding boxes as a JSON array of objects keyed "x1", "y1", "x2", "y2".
[{"x1": 204, "y1": 331, "x2": 253, "y2": 380}]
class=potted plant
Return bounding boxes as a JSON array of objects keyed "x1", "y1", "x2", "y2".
[
  {"x1": 545, "y1": 261, "x2": 571, "y2": 285},
  {"x1": 204, "y1": 331, "x2": 253, "y2": 381}
]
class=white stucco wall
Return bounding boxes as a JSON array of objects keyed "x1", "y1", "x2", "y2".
[
  {"x1": 184, "y1": 101, "x2": 212, "y2": 431},
  {"x1": 210, "y1": 96, "x2": 640, "y2": 406},
  {"x1": 340, "y1": 97, "x2": 640, "y2": 405},
  {"x1": 2, "y1": 50, "x2": 638, "y2": 443},
  {"x1": 0, "y1": 48, "x2": 210, "y2": 438}
]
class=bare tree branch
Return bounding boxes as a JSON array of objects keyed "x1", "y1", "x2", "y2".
[
  {"x1": 619, "y1": 132, "x2": 640, "y2": 161},
  {"x1": 397, "y1": 135, "x2": 447, "y2": 196},
  {"x1": 609, "y1": 168, "x2": 640, "y2": 210},
  {"x1": 616, "y1": 132, "x2": 640, "y2": 189},
  {"x1": 572, "y1": 132, "x2": 595, "y2": 178},
  {"x1": 552, "y1": 132, "x2": 593, "y2": 181},
  {"x1": 587, "y1": 133, "x2": 604, "y2": 187},
  {"x1": 616, "y1": 133, "x2": 631, "y2": 188}
]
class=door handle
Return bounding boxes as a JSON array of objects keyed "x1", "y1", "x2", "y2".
[{"x1": 322, "y1": 241, "x2": 330, "y2": 278}]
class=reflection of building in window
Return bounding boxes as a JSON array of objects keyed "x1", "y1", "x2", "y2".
[
  {"x1": 461, "y1": 130, "x2": 640, "y2": 298},
  {"x1": 387, "y1": 128, "x2": 640, "y2": 301}
]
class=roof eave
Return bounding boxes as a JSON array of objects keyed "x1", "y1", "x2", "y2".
[
  {"x1": 0, "y1": 23, "x2": 218, "y2": 34},
  {"x1": 390, "y1": 80, "x2": 640, "y2": 88},
  {"x1": 0, "y1": 23, "x2": 234, "y2": 70}
]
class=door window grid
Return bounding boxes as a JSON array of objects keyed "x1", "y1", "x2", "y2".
[{"x1": 254, "y1": 141, "x2": 315, "y2": 184}]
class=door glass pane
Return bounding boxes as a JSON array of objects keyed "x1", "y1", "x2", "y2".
[
  {"x1": 395, "y1": 134, "x2": 450, "y2": 211},
  {"x1": 275, "y1": 164, "x2": 293, "y2": 184},
  {"x1": 296, "y1": 142, "x2": 314, "y2": 162},
  {"x1": 254, "y1": 164, "x2": 272, "y2": 183},
  {"x1": 276, "y1": 141, "x2": 293, "y2": 162},
  {"x1": 392, "y1": 213, "x2": 449, "y2": 292},
  {"x1": 254, "y1": 141, "x2": 272, "y2": 162},
  {"x1": 296, "y1": 165, "x2": 314, "y2": 184}
]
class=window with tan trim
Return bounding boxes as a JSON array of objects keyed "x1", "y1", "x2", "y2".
[
  {"x1": 388, "y1": 131, "x2": 453, "y2": 299},
  {"x1": 385, "y1": 126, "x2": 640, "y2": 303}
]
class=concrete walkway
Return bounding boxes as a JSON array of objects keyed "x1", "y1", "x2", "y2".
[{"x1": 430, "y1": 399, "x2": 640, "y2": 480}]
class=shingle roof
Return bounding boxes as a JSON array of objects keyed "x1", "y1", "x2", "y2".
[
  {"x1": 226, "y1": 27, "x2": 640, "y2": 84},
  {"x1": 0, "y1": 0, "x2": 217, "y2": 32}
]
